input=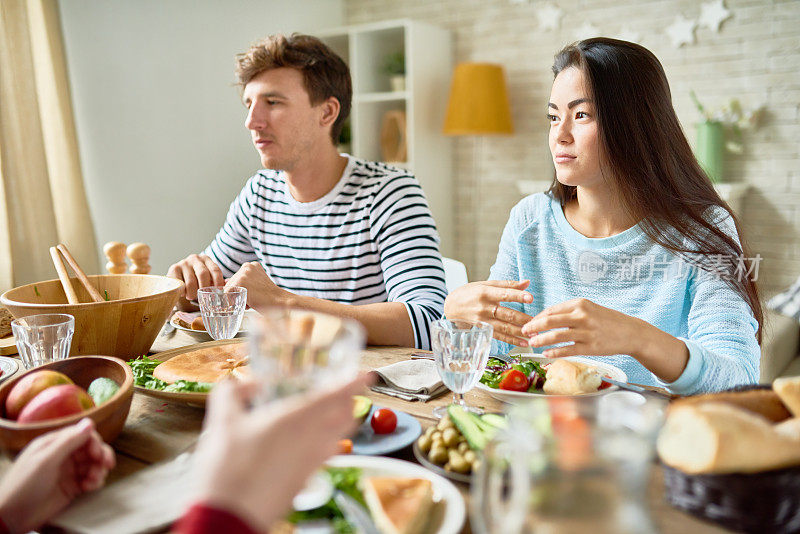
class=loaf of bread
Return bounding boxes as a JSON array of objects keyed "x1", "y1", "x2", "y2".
[
  {"x1": 773, "y1": 376, "x2": 800, "y2": 418},
  {"x1": 670, "y1": 389, "x2": 792, "y2": 423},
  {"x1": 657, "y1": 402, "x2": 800, "y2": 474}
]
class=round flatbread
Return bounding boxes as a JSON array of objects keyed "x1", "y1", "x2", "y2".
[{"x1": 153, "y1": 343, "x2": 249, "y2": 383}]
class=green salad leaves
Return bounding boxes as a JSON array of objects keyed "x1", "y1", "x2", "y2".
[
  {"x1": 127, "y1": 356, "x2": 213, "y2": 393},
  {"x1": 480, "y1": 357, "x2": 547, "y2": 392},
  {"x1": 287, "y1": 467, "x2": 365, "y2": 533}
]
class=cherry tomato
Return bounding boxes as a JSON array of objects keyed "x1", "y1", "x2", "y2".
[
  {"x1": 371, "y1": 408, "x2": 397, "y2": 434},
  {"x1": 498, "y1": 369, "x2": 529, "y2": 392},
  {"x1": 338, "y1": 439, "x2": 353, "y2": 454},
  {"x1": 598, "y1": 375, "x2": 613, "y2": 390}
]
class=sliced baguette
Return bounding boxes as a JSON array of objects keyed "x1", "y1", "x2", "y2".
[
  {"x1": 773, "y1": 376, "x2": 800, "y2": 418},
  {"x1": 669, "y1": 389, "x2": 791, "y2": 422},
  {"x1": 657, "y1": 402, "x2": 800, "y2": 474}
]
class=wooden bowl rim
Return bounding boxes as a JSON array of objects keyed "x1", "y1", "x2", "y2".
[
  {"x1": 0, "y1": 355, "x2": 134, "y2": 430},
  {"x1": 0, "y1": 274, "x2": 184, "y2": 310}
]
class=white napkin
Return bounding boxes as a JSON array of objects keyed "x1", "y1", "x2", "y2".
[
  {"x1": 51, "y1": 453, "x2": 199, "y2": 534},
  {"x1": 370, "y1": 359, "x2": 448, "y2": 402}
]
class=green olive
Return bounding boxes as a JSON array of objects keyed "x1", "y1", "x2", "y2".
[
  {"x1": 472, "y1": 459, "x2": 482, "y2": 472},
  {"x1": 424, "y1": 426, "x2": 436, "y2": 438},
  {"x1": 444, "y1": 462, "x2": 453, "y2": 472},
  {"x1": 438, "y1": 416, "x2": 454, "y2": 429},
  {"x1": 428, "y1": 446, "x2": 448, "y2": 465},
  {"x1": 418, "y1": 435, "x2": 433, "y2": 453},
  {"x1": 448, "y1": 449, "x2": 471, "y2": 474},
  {"x1": 431, "y1": 431, "x2": 442, "y2": 442},
  {"x1": 464, "y1": 450, "x2": 477, "y2": 464},
  {"x1": 431, "y1": 438, "x2": 444, "y2": 451},
  {"x1": 442, "y1": 428, "x2": 460, "y2": 447},
  {"x1": 457, "y1": 442, "x2": 470, "y2": 454}
]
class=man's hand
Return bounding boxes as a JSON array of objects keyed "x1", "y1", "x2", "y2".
[
  {"x1": 225, "y1": 261, "x2": 290, "y2": 310},
  {"x1": 167, "y1": 254, "x2": 225, "y2": 302},
  {"x1": 0, "y1": 418, "x2": 116, "y2": 533},
  {"x1": 444, "y1": 280, "x2": 534, "y2": 346}
]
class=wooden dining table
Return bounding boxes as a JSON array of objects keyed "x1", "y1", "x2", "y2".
[{"x1": 3, "y1": 332, "x2": 732, "y2": 533}]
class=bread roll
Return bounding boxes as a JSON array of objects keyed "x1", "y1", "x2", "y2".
[
  {"x1": 657, "y1": 402, "x2": 800, "y2": 474},
  {"x1": 774, "y1": 376, "x2": 800, "y2": 418},
  {"x1": 543, "y1": 359, "x2": 601, "y2": 395},
  {"x1": 670, "y1": 389, "x2": 791, "y2": 423}
]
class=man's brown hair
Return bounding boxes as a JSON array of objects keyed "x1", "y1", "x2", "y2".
[{"x1": 236, "y1": 33, "x2": 352, "y2": 143}]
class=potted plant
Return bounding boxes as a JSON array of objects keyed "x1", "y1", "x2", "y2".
[
  {"x1": 382, "y1": 51, "x2": 405, "y2": 92},
  {"x1": 690, "y1": 91, "x2": 764, "y2": 183}
]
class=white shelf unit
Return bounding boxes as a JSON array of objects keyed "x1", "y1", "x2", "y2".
[{"x1": 317, "y1": 20, "x2": 454, "y2": 256}]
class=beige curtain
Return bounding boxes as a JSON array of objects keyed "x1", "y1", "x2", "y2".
[{"x1": 0, "y1": 0, "x2": 97, "y2": 292}]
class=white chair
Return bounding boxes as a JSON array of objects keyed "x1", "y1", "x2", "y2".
[{"x1": 442, "y1": 257, "x2": 469, "y2": 294}]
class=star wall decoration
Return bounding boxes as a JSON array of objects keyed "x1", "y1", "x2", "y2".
[
  {"x1": 699, "y1": 0, "x2": 732, "y2": 32},
  {"x1": 536, "y1": 2, "x2": 564, "y2": 32},
  {"x1": 665, "y1": 15, "x2": 696, "y2": 48},
  {"x1": 574, "y1": 21, "x2": 601, "y2": 41}
]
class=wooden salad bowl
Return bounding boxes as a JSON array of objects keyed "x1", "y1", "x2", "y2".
[
  {"x1": 1, "y1": 274, "x2": 183, "y2": 358},
  {"x1": 0, "y1": 356, "x2": 134, "y2": 453}
]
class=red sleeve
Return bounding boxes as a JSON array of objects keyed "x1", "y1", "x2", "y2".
[
  {"x1": 173, "y1": 503, "x2": 259, "y2": 534},
  {"x1": 0, "y1": 516, "x2": 9, "y2": 534}
]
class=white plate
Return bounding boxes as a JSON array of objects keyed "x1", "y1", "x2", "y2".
[
  {"x1": 476, "y1": 355, "x2": 628, "y2": 403},
  {"x1": 0, "y1": 356, "x2": 19, "y2": 384},
  {"x1": 169, "y1": 309, "x2": 259, "y2": 342},
  {"x1": 326, "y1": 455, "x2": 466, "y2": 534}
]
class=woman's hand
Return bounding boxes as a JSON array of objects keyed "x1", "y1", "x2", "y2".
[
  {"x1": 193, "y1": 373, "x2": 373, "y2": 532},
  {"x1": 0, "y1": 418, "x2": 116, "y2": 533},
  {"x1": 444, "y1": 280, "x2": 534, "y2": 346},
  {"x1": 522, "y1": 298, "x2": 689, "y2": 381}
]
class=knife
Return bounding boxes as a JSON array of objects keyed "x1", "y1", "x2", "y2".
[{"x1": 333, "y1": 490, "x2": 380, "y2": 534}]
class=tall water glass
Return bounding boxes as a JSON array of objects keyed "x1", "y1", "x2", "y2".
[
  {"x1": 471, "y1": 393, "x2": 666, "y2": 534},
  {"x1": 248, "y1": 308, "x2": 365, "y2": 402},
  {"x1": 431, "y1": 319, "x2": 493, "y2": 418},
  {"x1": 197, "y1": 287, "x2": 247, "y2": 340},
  {"x1": 12, "y1": 314, "x2": 75, "y2": 369}
]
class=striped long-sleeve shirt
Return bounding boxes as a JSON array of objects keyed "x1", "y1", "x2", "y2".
[{"x1": 203, "y1": 155, "x2": 447, "y2": 349}]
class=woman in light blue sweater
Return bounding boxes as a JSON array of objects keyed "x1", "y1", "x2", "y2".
[{"x1": 445, "y1": 39, "x2": 763, "y2": 394}]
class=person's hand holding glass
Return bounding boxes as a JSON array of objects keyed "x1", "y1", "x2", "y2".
[
  {"x1": 431, "y1": 319, "x2": 493, "y2": 418},
  {"x1": 197, "y1": 287, "x2": 247, "y2": 340}
]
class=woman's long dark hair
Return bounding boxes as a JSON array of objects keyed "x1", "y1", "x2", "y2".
[{"x1": 550, "y1": 38, "x2": 763, "y2": 343}]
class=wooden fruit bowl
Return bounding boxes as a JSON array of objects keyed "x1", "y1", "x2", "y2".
[
  {"x1": 0, "y1": 356, "x2": 134, "y2": 453},
  {"x1": 0, "y1": 274, "x2": 183, "y2": 358}
]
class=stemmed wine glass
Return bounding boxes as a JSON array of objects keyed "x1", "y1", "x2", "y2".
[
  {"x1": 431, "y1": 318, "x2": 493, "y2": 418},
  {"x1": 196, "y1": 287, "x2": 247, "y2": 340}
]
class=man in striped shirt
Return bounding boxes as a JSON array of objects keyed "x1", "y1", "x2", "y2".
[{"x1": 167, "y1": 34, "x2": 446, "y2": 349}]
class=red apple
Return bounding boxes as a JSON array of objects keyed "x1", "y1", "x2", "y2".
[
  {"x1": 17, "y1": 384, "x2": 94, "y2": 423},
  {"x1": 5, "y1": 370, "x2": 74, "y2": 420}
]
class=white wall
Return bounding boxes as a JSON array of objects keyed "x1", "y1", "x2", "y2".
[{"x1": 59, "y1": 0, "x2": 343, "y2": 274}]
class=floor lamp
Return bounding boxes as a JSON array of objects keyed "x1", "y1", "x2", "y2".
[{"x1": 442, "y1": 63, "x2": 514, "y2": 272}]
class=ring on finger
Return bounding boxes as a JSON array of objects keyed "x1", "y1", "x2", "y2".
[{"x1": 492, "y1": 305, "x2": 499, "y2": 319}]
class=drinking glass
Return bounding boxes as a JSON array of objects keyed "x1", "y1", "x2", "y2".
[
  {"x1": 247, "y1": 309, "x2": 366, "y2": 514},
  {"x1": 197, "y1": 287, "x2": 247, "y2": 340},
  {"x1": 471, "y1": 393, "x2": 666, "y2": 534},
  {"x1": 430, "y1": 319, "x2": 493, "y2": 418},
  {"x1": 248, "y1": 307, "x2": 365, "y2": 402},
  {"x1": 12, "y1": 314, "x2": 75, "y2": 369}
]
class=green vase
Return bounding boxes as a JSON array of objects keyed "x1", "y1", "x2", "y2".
[{"x1": 695, "y1": 121, "x2": 724, "y2": 183}]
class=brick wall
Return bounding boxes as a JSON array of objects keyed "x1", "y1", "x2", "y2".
[{"x1": 345, "y1": 0, "x2": 800, "y2": 296}]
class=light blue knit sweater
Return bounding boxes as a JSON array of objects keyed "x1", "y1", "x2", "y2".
[{"x1": 489, "y1": 193, "x2": 760, "y2": 395}]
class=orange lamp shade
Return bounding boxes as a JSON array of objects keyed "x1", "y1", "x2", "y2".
[{"x1": 442, "y1": 63, "x2": 514, "y2": 135}]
